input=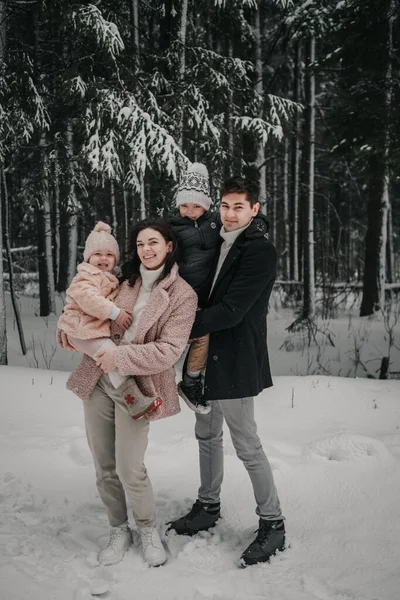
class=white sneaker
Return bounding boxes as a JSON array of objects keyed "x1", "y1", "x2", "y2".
[
  {"x1": 98, "y1": 526, "x2": 132, "y2": 566},
  {"x1": 139, "y1": 526, "x2": 167, "y2": 567}
]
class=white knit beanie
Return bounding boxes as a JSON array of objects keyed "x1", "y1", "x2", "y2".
[
  {"x1": 83, "y1": 221, "x2": 120, "y2": 263},
  {"x1": 175, "y1": 162, "x2": 211, "y2": 211}
]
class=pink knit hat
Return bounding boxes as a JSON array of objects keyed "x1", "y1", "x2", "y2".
[{"x1": 83, "y1": 222, "x2": 120, "y2": 263}]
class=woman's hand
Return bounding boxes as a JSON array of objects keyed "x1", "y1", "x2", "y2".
[{"x1": 95, "y1": 349, "x2": 117, "y2": 373}]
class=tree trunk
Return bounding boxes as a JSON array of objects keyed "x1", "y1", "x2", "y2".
[
  {"x1": 302, "y1": 36, "x2": 316, "y2": 319},
  {"x1": 178, "y1": 0, "x2": 188, "y2": 147},
  {"x1": 66, "y1": 122, "x2": 79, "y2": 286},
  {"x1": 129, "y1": 0, "x2": 140, "y2": 64},
  {"x1": 283, "y1": 137, "x2": 290, "y2": 279},
  {"x1": 0, "y1": 0, "x2": 5, "y2": 58},
  {"x1": 272, "y1": 154, "x2": 277, "y2": 246},
  {"x1": 140, "y1": 181, "x2": 146, "y2": 220},
  {"x1": 386, "y1": 203, "x2": 394, "y2": 283},
  {"x1": 0, "y1": 1, "x2": 7, "y2": 364},
  {"x1": 123, "y1": 187, "x2": 129, "y2": 253},
  {"x1": 290, "y1": 41, "x2": 301, "y2": 282},
  {"x1": 254, "y1": 4, "x2": 267, "y2": 211},
  {"x1": 360, "y1": 3, "x2": 393, "y2": 316},
  {"x1": 225, "y1": 39, "x2": 234, "y2": 179},
  {"x1": 360, "y1": 157, "x2": 390, "y2": 315},
  {"x1": 1, "y1": 168, "x2": 26, "y2": 354},
  {"x1": 52, "y1": 149, "x2": 61, "y2": 285},
  {"x1": 0, "y1": 166, "x2": 7, "y2": 365},
  {"x1": 110, "y1": 179, "x2": 118, "y2": 235},
  {"x1": 37, "y1": 133, "x2": 56, "y2": 316},
  {"x1": 58, "y1": 122, "x2": 78, "y2": 292}
]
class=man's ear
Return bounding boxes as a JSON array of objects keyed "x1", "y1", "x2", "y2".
[{"x1": 252, "y1": 202, "x2": 261, "y2": 216}]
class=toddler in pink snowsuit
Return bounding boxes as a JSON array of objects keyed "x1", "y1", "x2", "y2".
[{"x1": 58, "y1": 221, "x2": 162, "y2": 419}]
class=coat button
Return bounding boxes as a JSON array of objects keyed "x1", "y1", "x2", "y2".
[
  {"x1": 212, "y1": 355, "x2": 218, "y2": 361},
  {"x1": 114, "y1": 334, "x2": 121, "y2": 340}
]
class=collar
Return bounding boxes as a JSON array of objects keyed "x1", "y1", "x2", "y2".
[
  {"x1": 220, "y1": 219, "x2": 253, "y2": 246},
  {"x1": 77, "y1": 262, "x2": 117, "y2": 280},
  {"x1": 139, "y1": 263, "x2": 165, "y2": 292}
]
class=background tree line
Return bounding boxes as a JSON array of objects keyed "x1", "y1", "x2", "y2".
[{"x1": 0, "y1": 0, "x2": 399, "y2": 363}]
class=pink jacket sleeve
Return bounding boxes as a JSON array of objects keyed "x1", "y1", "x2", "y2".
[
  {"x1": 114, "y1": 289, "x2": 198, "y2": 376},
  {"x1": 67, "y1": 274, "x2": 116, "y2": 322}
]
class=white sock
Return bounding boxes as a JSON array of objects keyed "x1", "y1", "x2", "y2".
[
  {"x1": 107, "y1": 370, "x2": 127, "y2": 389},
  {"x1": 187, "y1": 371, "x2": 201, "y2": 378}
]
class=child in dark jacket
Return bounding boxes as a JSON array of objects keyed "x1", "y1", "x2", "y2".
[{"x1": 166, "y1": 163, "x2": 221, "y2": 414}]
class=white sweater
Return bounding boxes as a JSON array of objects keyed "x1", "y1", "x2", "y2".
[
  {"x1": 209, "y1": 221, "x2": 251, "y2": 295},
  {"x1": 122, "y1": 263, "x2": 164, "y2": 343}
]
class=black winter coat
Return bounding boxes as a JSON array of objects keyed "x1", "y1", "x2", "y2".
[
  {"x1": 190, "y1": 214, "x2": 276, "y2": 401},
  {"x1": 166, "y1": 210, "x2": 221, "y2": 307}
]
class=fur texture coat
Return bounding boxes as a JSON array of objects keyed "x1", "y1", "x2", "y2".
[
  {"x1": 58, "y1": 264, "x2": 198, "y2": 422},
  {"x1": 58, "y1": 262, "x2": 120, "y2": 340}
]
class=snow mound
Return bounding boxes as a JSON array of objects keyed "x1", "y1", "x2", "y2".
[{"x1": 303, "y1": 432, "x2": 393, "y2": 462}]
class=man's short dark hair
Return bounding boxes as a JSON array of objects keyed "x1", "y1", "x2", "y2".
[{"x1": 221, "y1": 176, "x2": 260, "y2": 207}]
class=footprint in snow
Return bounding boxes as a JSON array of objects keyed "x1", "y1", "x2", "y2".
[{"x1": 303, "y1": 432, "x2": 393, "y2": 463}]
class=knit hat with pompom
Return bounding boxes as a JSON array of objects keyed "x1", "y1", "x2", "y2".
[
  {"x1": 83, "y1": 221, "x2": 120, "y2": 263},
  {"x1": 175, "y1": 162, "x2": 211, "y2": 211}
]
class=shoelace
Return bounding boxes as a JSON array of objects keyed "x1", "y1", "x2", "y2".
[
  {"x1": 108, "y1": 528, "x2": 126, "y2": 549},
  {"x1": 254, "y1": 521, "x2": 281, "y2": 545},
  {"x1": 191, "y1": 380, "x2": 207, "y2": 407},
  {"x1": 166, "y1": 500, "x2": 211, "y2": 529},
  {"x1": 140, "y1": 527, "x2": 157, "y2": 546}
]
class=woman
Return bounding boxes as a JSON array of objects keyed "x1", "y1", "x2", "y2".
[{"x1": 58, "y1": 218, "x2": 198, "y2": 567}]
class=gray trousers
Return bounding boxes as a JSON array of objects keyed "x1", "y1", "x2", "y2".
[
  {"x1": 83, "y1": 374, "x2": 155, "y2": 528},
  {"x1": 195, "y1": 397, "x2": 283, "y2": 520}
]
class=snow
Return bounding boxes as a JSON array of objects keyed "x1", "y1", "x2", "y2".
[
  {"x1": 2, "y1": 292, "x2": 400, "y2": 599},
  {"x1": 1, "y1": 367, "x2": 399, "y2": 600}
]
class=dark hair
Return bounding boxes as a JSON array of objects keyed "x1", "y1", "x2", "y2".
[
  {"x1": 120, "y1": 217, "x2": 179, "y2": 287},
  {"x1": 221, "y1": 176, "x2": 260, "y2": 207}
]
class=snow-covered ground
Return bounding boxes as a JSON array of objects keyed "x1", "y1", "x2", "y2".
[
  {"x1": 2, "y1": 291, "x2": 400, "y2": 599},
  {"x1": 1, "y1": 367, "x2": 400, "y2": 600}
]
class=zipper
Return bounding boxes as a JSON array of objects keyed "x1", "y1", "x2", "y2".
[{"x1": 194, "y1": 220, "x2": 206, "y2": 248}]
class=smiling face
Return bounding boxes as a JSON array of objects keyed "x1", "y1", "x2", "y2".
[
  {"x1": 178, "y1": 203, "x2": 206, "y2": 221},
  {"x1": 220, "y1": 193, "x2": 260, "y2": 232},
  {"x1": 88, "y1": 251, "x2": 116, "y2": 272},
  {"x1": 136, "y1": 228, "x2": 173, "y2": 270}
]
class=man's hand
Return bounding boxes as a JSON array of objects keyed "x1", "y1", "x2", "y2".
[
  {"x1": 115, "y1": 308, "x2": 133, "y2": 329},
  {"x1": 95, "y1": 349, "x2": 117, "y2": 373}
]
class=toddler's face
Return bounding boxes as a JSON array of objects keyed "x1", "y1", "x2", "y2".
[
  {"x1": 89, "y1": 251, "x2": 116, "y2": 272},
  {"x1": 179, "y1": 203, "x2": 206, "y2": 221}
]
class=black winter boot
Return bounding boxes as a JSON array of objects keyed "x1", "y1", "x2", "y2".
[
  {"x1": 167, "y1": 500, "x2": 220, "y2": 536},
  {"x1": 240, "y1": 519, "x2": 285, "y2": 566},
  {"x1": 178, "y1": 373, "x2": 211, "y2": 414}
]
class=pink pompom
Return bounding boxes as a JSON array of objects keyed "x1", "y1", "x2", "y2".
[{"x1": 93, "y1": 221, "x2": 112, "y2": 234}]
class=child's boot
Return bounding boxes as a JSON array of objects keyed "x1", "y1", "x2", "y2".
[
  {"x1": 178, "y1": 373, "x2": 210, "y2": 414},
  {"x1": 122, "y1": 379, "x2": 163, "y2": 420}
]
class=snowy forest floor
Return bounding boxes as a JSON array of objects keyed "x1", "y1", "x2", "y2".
[
  {"x1": 5, "y1": 291, "x2": 400, "y2": 379},
  {"x1": 1, "y1": 292, "x2": 400, "y2": 600}
]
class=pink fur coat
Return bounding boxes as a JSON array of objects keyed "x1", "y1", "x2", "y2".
[
  {"x1": 58, "y1": 264, "x2": 198, "y2": 421},
  {"x1": 58, "y1": 262, "x2": 119, "y2": 340}
]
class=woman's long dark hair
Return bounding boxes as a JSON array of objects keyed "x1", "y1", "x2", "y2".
[{"x1": 120, "y1": 217, "x2": 179, "y2": 287}]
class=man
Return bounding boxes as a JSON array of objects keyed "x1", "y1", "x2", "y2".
[{"x1": 169, "y1": 176, "x2": 285, "y2": 567}]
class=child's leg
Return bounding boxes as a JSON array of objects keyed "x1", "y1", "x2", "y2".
[
  {"x1": 68, "y1": 335, "x2": 163, "y2": 419},
  {"x1": 67, "y1": 336, "x2": 127, "y2": 389},
  {"x1": 179, "y1": 334, "x2": 210, "y2": 414},
  {"x1": 187, "y1": 335, "x2": 210, "y2": 376}
]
